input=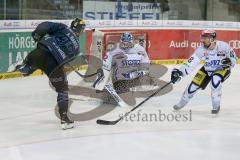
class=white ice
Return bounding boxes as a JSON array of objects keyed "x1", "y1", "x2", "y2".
[{"x1": 0, "y1": 65, "x2": 240, "y2": 160}]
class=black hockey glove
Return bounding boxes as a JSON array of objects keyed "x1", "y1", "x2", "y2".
[
  {"x1": 171, "y1": 68, "x2": 183, "y2": 84},
  {"x1": 221, "y1": 57, "x2": 232, "y2": 69}
]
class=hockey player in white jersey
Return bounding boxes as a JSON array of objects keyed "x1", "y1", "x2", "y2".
[
  {"x1": 171, "y1": 30, "x2": 237, "y2": 114},
  {"x1": 93, "y1": 32, "x2": 150, "y2": 106}
]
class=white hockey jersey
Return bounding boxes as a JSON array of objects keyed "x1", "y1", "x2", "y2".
[
  {"x1": 103, "y1": 43, "x2": 150, "y2": 81},
  {"x1": 180, "y1": 40, "x2": 238, "y2": 76}
]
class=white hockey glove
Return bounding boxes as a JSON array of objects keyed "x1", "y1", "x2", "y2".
[{"x1": 122, "y1": 70, "x2": 148, "y2": 79}]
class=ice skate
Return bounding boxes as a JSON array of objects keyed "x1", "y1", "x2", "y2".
[
  {"x1": 211, "y1": 106, "x2": 220, "y2": 114},
  {"x1": 60, "y1": 112, "x2": 74, "y2": 130}
]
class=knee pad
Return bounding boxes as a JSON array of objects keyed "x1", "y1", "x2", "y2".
[
  {"x1": 211, "y1": 75, "x2": 222, "y2": 103},
  {"x1": 211, "y1": 75, "x2": 222, "y2": 89},
  {"x1": 182, "y1": 83, "x2": 199, "y2": 100}
]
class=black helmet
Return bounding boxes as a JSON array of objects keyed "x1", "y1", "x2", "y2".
[{"x1": 70, "y1": 18, "x2": 86, "y2": 33}]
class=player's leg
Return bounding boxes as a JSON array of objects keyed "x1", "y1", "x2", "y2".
[
  {"x1": 10, "y1": 44, "x2": 50, "y2": 76},
  {"x1": 211, "y1": 69, "x2": 230, "y2": 114},
  {"x1": 47, "y1": 57, "x2": 74, "y2": 130},
  {"x1": 173, "y1": 67, "x2": 211, "y2": 110},
  {"x1": 173, "y1": 82, "x2": 200, "y2": 110},
  {"x1": 18, "y1": 44, "x2": 73, "y2": 129}
]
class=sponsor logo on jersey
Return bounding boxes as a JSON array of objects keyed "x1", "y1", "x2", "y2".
[
  {"x1": 122, "y1": 60, "x2": 140, "y2": 66},
  {"x1": 205, "y1": 60, "x2": 221, "y2": 67}
]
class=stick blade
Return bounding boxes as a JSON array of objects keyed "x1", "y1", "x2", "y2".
[{"x1": 96, "y1": 119, "x2": 118, "y2": 125}]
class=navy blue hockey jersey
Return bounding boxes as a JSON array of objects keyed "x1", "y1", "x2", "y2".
[{"x1": 33, "y1": 22, "x2": 80, "y2": 64}]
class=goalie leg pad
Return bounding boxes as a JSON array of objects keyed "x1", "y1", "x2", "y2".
[
  {"x1": 104, "y1": 83, "x2": 128, "y2": 107},
  {"x1": 93, "y1": 68, "x2": 111, "y2": 90}
]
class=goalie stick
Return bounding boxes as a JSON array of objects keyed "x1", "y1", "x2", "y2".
[{"x1": 96, "y1": 81, "x2": 173, "y2": 125}]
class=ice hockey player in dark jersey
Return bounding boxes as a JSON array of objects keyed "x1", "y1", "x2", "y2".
[{"x1": 12, "y1": 18, "x2": 86, "y2": 130}]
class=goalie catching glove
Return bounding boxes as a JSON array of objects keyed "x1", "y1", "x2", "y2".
[{"x1": 171, "y1": 68, "x2": 183, "y2": 84}]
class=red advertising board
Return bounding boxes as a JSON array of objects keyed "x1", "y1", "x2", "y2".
[{"x1": 85, "y1": 29, "x2": 240, "y2": 60}]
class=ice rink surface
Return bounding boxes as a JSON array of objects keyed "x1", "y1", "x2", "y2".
[{"x1": 0, "y1": 65, "x2": 239, "y2": 160}]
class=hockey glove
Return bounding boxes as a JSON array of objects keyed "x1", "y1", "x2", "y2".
[
  {"x1": 122, "y1": 70, "x2": 148, "y2": 79},
  {"x1": 171, "y1": 68, "x2": 183, "y2": 84},
  {"x1": 221, "y1": 57, "x2": 232, "y2": 69}
]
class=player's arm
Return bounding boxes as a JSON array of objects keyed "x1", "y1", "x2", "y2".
[
  {"x1": 180, "y1": 52, "x2": 202, "y2": 77},
  {"x1": 171, "y1": 49, "x2": 202, "y2": 83},
  {"x1": 126, "y1": 45, "x2": 150, "y2": 79},
  {"x1": 221, "y1": 45, "x2": 238, "y2": 69},
  {"x1": 32, "y1": 22, "x2": 67, "y2": 42}
]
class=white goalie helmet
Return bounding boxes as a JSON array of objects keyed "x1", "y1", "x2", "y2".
[{"x1": 120, "y1": 32, "x2": 134, "y2": 50}]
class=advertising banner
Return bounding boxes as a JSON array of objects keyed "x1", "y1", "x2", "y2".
[
  {"x1": 0, "y1": 32, "x2": 35, "y2": 73},
  {"x1": 83, "y1": 1, "x2": 163, "y2": 20},
  {"x1": 85, "y1": 29, "x2": 240, "y2": 60},
  {"x1": 0, "y1": 32, "x2": 86, "y2": 73}
]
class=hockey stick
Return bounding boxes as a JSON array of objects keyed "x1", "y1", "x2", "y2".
[
  {"x1": 96, "y1": 81, "x2": 173, "y2": 125},
  {"x1": 66, "y1": 62, "x2": 98, "y2": 78}
]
